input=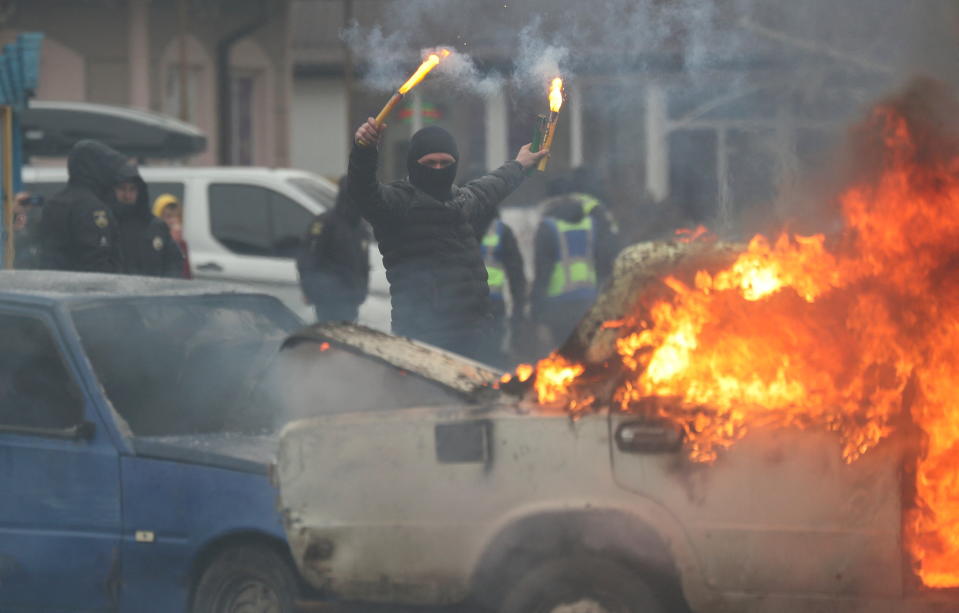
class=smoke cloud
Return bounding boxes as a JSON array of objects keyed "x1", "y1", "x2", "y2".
[{"x1": 340, "y1": 0, "x2": 958, "y2": 237}]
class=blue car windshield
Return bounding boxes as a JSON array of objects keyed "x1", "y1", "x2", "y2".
[{"x1": 70, "y1": 295, "x2": 300, "y2": 437}]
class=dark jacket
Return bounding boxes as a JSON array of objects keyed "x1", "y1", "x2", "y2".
[
  {"x1": 479, "y1": 217, "x2": 527, "y2": 321},
  {"x1": 531, "y1": 194, "x2": 617, "y2": 320},
  {"x1": 38, "y1": 140, "x2": 124, "y2": 272},
  {"x1": 347, "y1": 144, "x2": 526, "y2": 350},
  {"x1": 111, "y1": 176, "x2": 185, "y2": 278},
  {"x1": 296, "y1": 187, "x2": 371, "y2": 322}
]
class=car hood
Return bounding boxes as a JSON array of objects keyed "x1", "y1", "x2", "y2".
[
  {"x1": 282, "y1": 322, "x2": 503, "y2": 402},
  {"x1": 132, "y1": 433, "x2": 276, "y2": 475}
]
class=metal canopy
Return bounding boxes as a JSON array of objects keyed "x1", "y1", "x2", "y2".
[{"x1": 21, "y1": 101, "x2": 207, "y2": 159}]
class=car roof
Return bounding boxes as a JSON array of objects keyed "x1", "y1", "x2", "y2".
[{"x1": 0, "y1": 270, "x2": 262, "y2": 304}]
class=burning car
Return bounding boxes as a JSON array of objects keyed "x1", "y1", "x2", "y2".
[{"x1": 276, "y1": 80, "x2": 959, "y2": 612}]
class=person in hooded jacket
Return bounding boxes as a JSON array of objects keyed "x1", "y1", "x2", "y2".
[
  {"x1": 296, "y1": 176, "x2": 371, "y2": 322},
  {"x1": 350, "y1": 118, "x2": 547, "y2": 359},
  {"x1": 477, "y1": 213, "x2": 527, "y2": 367},
  {"x1": 530, "y1": 175, "x2": 619, "y2": 352},
  {"x1": 111, "y1": 170, "x2": 185, "y2": 278},
  {"x1": 38, "y1": 140, "x2": 123, "y2": 272}
]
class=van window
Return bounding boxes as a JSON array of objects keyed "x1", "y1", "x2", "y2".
[
  {"x1": 209, "y1": 184, "x2": 273, "y2": 256},
  {"x1": 209, "y1": 183, "x2": 313, "y2": 258},
  {"x1": 145, "y1": 182, "x2": 185, "y2": 209},
  {"x1": 287, "y1": 177, "x2": 335, "y2": 209},
  {"x1": 271, "y1": 193, "x2": 313, "y2": 258},
  {"x1": 0, "y1": 313, "x2": 82, "y2": 431}
]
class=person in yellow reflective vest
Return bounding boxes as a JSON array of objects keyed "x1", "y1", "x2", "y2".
[
  {"x1": 478, "y1": 215, "x2": 527, "y2": 367},
  {"x1": 531, "y1": 176, "x2": 619, "y2": 352}
]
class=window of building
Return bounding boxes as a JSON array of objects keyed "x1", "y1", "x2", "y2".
[
  {"x1": 0, "y1": 313, "x2": 82, "y2": 431},
  {"x1": 231, "y1": 73, "x2": 257, "y2": 165},
  {"x1": 163, "y1": 65, "x2": 203, "y2": 123},
  {"x1": 209, "y1": 184, "x2": 312, "y2": 258}
]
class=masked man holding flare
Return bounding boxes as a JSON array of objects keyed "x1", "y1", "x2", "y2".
[{"x1": 349, "y1": 118, "x2": 547, "y2": 360}]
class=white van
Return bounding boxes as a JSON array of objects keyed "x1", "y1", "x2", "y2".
[{"x1": 22, "y1": 166, "x2": 391, "y2": 330}]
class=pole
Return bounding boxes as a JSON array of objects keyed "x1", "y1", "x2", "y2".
[
  {"x1": 2, "y1": 106, "x2": 14, "y2": 269},
  {"x1": 177, "y1": 0, "x2": 190, "y2": 121},
  {"x1": 644, "y1": 84, "x2": 669, "y2": 202}
]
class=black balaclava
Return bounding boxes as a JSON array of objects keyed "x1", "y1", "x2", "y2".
[{"x1": 406, "y1": 125, "x2": 459, "y2": 201}]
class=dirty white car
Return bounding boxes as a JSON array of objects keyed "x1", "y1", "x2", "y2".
[{"x1": 275, "y1": 243, "x2": 955, "y2": 613}]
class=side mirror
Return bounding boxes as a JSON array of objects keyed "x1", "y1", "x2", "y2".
[{"x1": 70, "y1": 421, "x2": 96, "y2": 441}]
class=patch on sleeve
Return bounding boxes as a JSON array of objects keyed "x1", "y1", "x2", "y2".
[
  {"x1": 93, "y1": 210, "x2": 109, "y2": 229},
  {"x1": 310, "y1": 221, "x2": 324, "y2": 235},
  {"x1": 152, "y1": 236, "x2": 164, "y2": 251}
]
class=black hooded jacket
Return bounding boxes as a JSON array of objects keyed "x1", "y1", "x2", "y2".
[
  {"x1": 38, "y1": 140, "x2": 124, "y2": 272},
  {"x1": 296, "y1": 180, "x2": 371, "y2": 321},
  {"x1": 347, "y1": 138, "x2": 526, "y2": 350},
  {"x1": 111, "y1": 176, "x2": 185, "y2": 278}
]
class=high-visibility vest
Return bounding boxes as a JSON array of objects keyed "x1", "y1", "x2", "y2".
[
  {"x1": 574, "y1": 192, "x2": 620, "y2": 234},
  {"x1": 481, "y1": 220, "x2": 506, "y2": 301},
  {"x1": 546, "y1": 216, "x2": 598, "y2": 299}
]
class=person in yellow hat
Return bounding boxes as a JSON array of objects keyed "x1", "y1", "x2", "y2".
[
  {"x1": 152, "y1": 193, "x2": 190, "y2": 277},
  {"x1": 152, "y1": 194, "x2": 182, "y2": 241}
]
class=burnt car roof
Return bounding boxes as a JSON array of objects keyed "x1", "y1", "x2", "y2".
[
  {"x1": 0, "y1": 270, "x2": 258, "y2": 303},
  {"x1": 563, "y1": 240, "x2": 744, "y2": 365},
  {"x1": 283, "y1": 322, "x2": 503, "y2": 400}
]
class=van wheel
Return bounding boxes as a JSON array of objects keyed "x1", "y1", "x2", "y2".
[
  {"x1": 191, "y1": 545, "x2": 298, "y2": 613},
  {"x1": 499, "y1": 555, "x2": 667, "y2": 613}
]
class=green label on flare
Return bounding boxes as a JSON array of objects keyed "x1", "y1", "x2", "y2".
[{"x1": 531, "y1": 114, "x2": 548, "y2": 153}]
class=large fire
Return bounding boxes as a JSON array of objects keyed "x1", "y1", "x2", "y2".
[{"x1": 515, "y1": 79, "x2": 959, "y2": 588}]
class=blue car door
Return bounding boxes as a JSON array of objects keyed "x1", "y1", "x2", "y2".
[{"x1": 0, "y1": 308, "x2": 122, "y2": 610}]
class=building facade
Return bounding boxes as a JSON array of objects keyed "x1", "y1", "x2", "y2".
[
  {"x1": 1, "y1": 0, "x2": 293, "y2": 166},
  {"x1": 290, "y1": 0, "x2": 956, "y2": 240}
]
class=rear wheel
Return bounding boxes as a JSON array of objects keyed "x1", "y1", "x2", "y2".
[
  {"x1": 499, "y1": 555, "x2": 668, "y2": 613},
  {"x1": 191, "y1": 545, "x2": 298, "y2": 613}
]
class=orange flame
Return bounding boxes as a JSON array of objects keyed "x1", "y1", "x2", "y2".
[
  {"x1": 398, "y1": 49, "x2": 451, "y2": 95},
  {"x1": 548, "y1": 77, "x2": 564, "y2": 113},
  {"x1": 675, "y1": 225, "x2": 710, "y2": 243},
  {"x1": 509, "y1": 80, "x2": 959, "y2": 588}
]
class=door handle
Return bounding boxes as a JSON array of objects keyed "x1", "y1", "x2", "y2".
[
  {"x1": 196, "y1": 262, "x2": 224, "y2": 272},
  {"x1": 615, "y1": 421, "x2": 683, "y2": 454}
]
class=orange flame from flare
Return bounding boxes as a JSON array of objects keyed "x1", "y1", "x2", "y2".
[
  {"x1": 510, "y1": 80, "x2": 959, "y2": 588},
  {"x1": 548, "y1": 78, "x2": 563, "y2": 113},
  {"x1": 398, "y1": 49, "x2": 451, "y2": 95}
]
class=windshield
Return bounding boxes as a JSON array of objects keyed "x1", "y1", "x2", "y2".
[
  {"x1": 71, "y1": 295, "x2": 301, "y2": 437},
  {"x1": 287, "y1": 176, "x2": 335, "y2": 210}
]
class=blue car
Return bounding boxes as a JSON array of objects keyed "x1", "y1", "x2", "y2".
[{"x1": 0, "y1": 271, "x2": 307, "y2": 612}]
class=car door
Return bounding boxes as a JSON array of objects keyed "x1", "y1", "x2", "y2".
[
  {"x1": 0, "y1": 307, "x2": 122, "y2": 610},
  {"x1": 193, "y1": 182, "x2": 315, "y2": 319},
  {"x1": 609, "y1": 410, "x2": 904, "y2": 599}
]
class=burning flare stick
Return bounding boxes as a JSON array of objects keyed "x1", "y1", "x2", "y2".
[
  {"x1": 357, "y1": 49, "x2": 451, "y2": 145},
  {"x1": 531, "y1": 78, "x2": 564, "y2": 171}
]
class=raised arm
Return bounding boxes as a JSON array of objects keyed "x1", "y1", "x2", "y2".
[
  {"x1": 347, "y1": 118, "x2": 407, "y2": 222},
  {"x1": 459, "y1": 143, "x2": 548, "y2": 223}
]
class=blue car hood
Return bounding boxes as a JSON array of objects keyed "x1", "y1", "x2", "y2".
[{"x1": 132, "y1": 433, "x2": 276, "y2": 475}]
